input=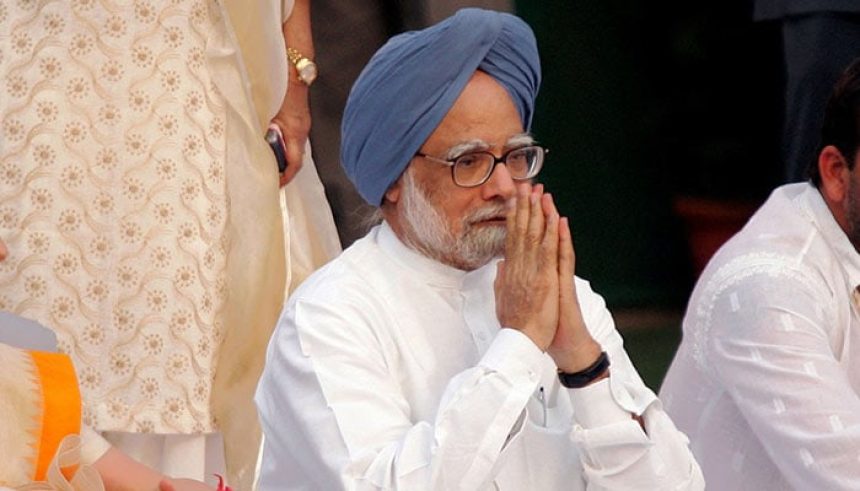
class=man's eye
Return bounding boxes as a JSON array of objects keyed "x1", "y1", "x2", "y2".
[
  {"x1": 456, "y1": 154, "x2": 481, "y2": 167},
  {"x1": 507, "y1": 149, "x2": 529, "y2": 164}
]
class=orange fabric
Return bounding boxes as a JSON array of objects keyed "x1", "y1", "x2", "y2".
[{"x1": 29, "y1": 352, "x2": 82, "y2": 481}]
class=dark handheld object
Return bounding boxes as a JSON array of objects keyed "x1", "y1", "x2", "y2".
[{"x1": 265, "y1": 124, "x2": 288, "y2": 173}]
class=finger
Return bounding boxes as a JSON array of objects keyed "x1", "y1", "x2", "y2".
[
  {"x1": 541, "y1": 194, "x2": 560, "y2": 270},
  {"x1": 526, "y1": 185, "x2": 545, "y2": 260},
  {"x1": 505, "y1": 189, "x2": 518, "y2": 256},
  {"x1": 559, "y1": 216, "x2": 576, "y2": 291},
  {"x1": 494, "y1": 260, "x2": 506, "y2": 293},
  {"x1": 494, "y1": 260, "x2": 506, "y2": 319},
  {"x1": 279, "y1": 137, "x2": 305, "y2": 187},
  {"x1": 541, "y1": 186, "x2": 559, "y2": 218},
  {"x1": 509, "y1": 182, "x2": 531, "y2": 256},
  {"x1": 159, "y1": 479, "x2": 176, "y2": 491}
]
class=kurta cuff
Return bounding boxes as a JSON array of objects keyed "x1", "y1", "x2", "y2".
[
  {"x1": 480, "y1": 328, "x2": 546, "y2": 383},
  {"x1": 569, "y1": 378, "x2": 632, "y2": 428},
  {"x1": 79, "y1": 425, "x2": 111, "y2": 465}
]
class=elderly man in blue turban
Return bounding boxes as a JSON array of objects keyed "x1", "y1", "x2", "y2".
[{"x1": 255, "y1": 9, "x2": 704, "y2": 489}]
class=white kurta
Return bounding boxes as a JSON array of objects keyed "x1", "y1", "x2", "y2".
[
  {"x1": 255, "y1": 223, "x2": 703, "y2": 490},
  {"x1": 660, "y1": 183, "x2": 860, "y2": 490}
]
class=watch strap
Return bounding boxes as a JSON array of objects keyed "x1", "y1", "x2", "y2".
[{"x1": 557, "y1": 351, "x2": 610, "y2": 389}]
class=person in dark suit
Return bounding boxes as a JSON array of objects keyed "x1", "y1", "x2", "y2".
[{"x1": 755, "y1": 0, "x2": 860, "y2": 182}]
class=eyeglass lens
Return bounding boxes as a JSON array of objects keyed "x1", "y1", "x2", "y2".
[{"x1": 453, "y1": 146, "x2": 542, "y2": 186}]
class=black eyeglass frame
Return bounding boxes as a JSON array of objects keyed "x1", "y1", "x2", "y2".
[{"x1": 415, "y1": 145, "x2": 548, "y2": 188}]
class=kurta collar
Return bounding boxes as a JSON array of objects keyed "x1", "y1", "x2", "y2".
[
  {"x1": 800, "y1": 183, "x2": 860, "y2": 288},
  {"x1": 377, "y1": 222, "x2": 469, "y2": 288}
]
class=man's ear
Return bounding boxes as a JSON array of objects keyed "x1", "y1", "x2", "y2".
[
  {"x1": 384, "y1": 176, "x2": 403, "y2": 204},
  {"x1": 819, "y1": 145, "x2": 851, "y2": 204}
]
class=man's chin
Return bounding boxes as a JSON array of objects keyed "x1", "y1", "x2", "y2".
[{"x1": 453, "y1": 230, "x2": 504, "y2": 267}]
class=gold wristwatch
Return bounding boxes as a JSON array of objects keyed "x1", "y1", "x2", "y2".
[{"x1": 286, "y1": 47, "x2": 318, "y2": 86}]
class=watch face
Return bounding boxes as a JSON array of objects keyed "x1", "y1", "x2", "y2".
[{"x1": 296, "y1": 59, "x2": 318, "y2": 85}]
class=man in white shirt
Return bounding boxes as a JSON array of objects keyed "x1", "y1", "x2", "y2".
[
  {"x1": 660, "y1": 59, "x2": 860, "y2": 489},
  {"x1": 255, "y1": 8, "x2": 703, "y2": 490}
]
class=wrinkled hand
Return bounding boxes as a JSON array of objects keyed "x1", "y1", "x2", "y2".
[
  {"x1": 271, "y1": 82, "x2": 310, "y2": 187},
  {"x1": 547, "y1": 216, "x2": 602, "y2": 373},
  {"x1": 494, "y1": 183, "x2": 561, "y2": 350}
]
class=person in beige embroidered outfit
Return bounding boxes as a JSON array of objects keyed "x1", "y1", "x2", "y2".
[
  {"x1": 1, "y1": 236, "x2": 214, "y2": 491},
  {"x1": 0, "y1": 1, "x2": 339, "y2": 488}
]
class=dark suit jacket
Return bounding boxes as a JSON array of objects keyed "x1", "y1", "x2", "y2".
[{"x1": 755, "y1": 0, "x2": 860, "y2": 20}]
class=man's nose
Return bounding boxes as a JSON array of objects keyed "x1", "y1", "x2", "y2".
[{"x1": 481, "y1": 162, "x2": 516, "y2": 201}]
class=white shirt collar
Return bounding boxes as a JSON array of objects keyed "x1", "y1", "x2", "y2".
[
  {"x1": 377, "y1": 221, "x2": 468, "y2": 288},
  {"x1": 376, "y1": 221, "x2": 500, "y2": 292},
  {"x1": 799, "y1": 183, "x2": 860, "y2": 287}
]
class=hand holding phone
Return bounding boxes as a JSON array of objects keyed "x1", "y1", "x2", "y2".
[{"x1": 265, "y1": 123, "x2": 288, "y2": 174}]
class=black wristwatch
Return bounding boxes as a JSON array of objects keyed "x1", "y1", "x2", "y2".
[{"x1": 557, "y1": 351, "x2": 610, "y2": 389}]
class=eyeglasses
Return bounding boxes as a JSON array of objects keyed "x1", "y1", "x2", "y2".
[{"x1": 415, "y1": 145, "x2": 547, "y2": 188}]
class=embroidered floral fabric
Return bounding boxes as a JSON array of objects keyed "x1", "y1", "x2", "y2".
[{"x1": 0, "y1": 0, "x2": 230, "y2": 434}]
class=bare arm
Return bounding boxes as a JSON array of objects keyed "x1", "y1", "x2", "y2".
[
  {"x1": 273, "y1": 0, "x2": 313, "y2": 187},
  {"x1": 91, "y1": 447, "x2": 213, "y2": 491}
]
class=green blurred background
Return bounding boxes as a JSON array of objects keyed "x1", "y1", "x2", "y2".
[
  {"x1": 518, "y1": 0, "x2": 782, "y2": 309},
  {"x1": 515, "y1": 0, "x2": 784, "y2": 388}
]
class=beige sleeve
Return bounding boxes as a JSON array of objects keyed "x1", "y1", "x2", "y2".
[
  {"x1": 79, "y1": 425, "x2": 111, "y2": 466},
  {"x1": 282, "y1": 0, "x2": 295, "y2": 22}
]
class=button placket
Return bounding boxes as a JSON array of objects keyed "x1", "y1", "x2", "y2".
[{"x1": 462, "y1": 289, "x2": 496, "y2": 355}]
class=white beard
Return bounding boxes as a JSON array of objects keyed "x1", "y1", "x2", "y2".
[{"x1": 399, "y1": 169, "x2": 506, "y2": 271}]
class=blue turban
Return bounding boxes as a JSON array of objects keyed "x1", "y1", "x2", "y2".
[{"x1": 341, "y1": 8, "x2": 542, "y2": 205}]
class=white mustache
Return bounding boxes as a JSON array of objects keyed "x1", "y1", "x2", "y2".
[{"x1": 466, "y1": 204, "x2": 507, "y2": 224}]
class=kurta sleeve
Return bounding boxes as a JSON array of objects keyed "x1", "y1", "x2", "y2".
[
  {"x1": 79, "y1": 426, "x2": 111, "y2": 466},
  {"x1": 255, "y1": 297, "x2": 546, "y2": 490},
  {"x1": 567, "y1": 279, "x2": 704, "y2": 490},
  {"x1": 281, "y1": 0, "x2": 295, "y2": 23},
  {"x1": 705, "y1": 268, "x2": 860, "y2": 489}
]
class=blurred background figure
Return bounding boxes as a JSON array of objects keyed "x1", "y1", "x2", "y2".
[
  {"x1": 0, "y1": 1, "x2": 338, "y2": 489},
  {"x1": 754, "y1": 0, "x2": 860, "y2": 182}
]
